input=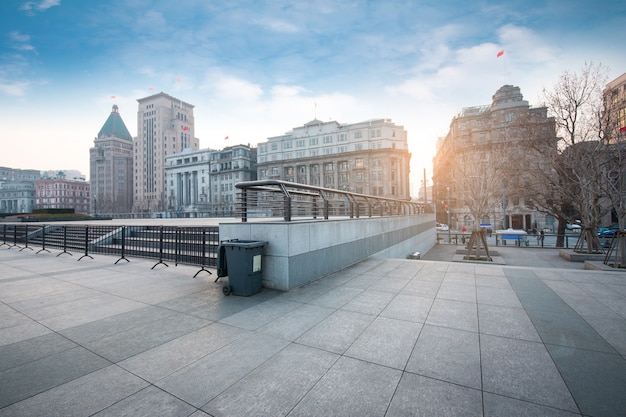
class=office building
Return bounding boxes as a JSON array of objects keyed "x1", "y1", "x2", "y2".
[
  {"x1": 164, "y1": 144, "x2": 257, "y2": 217},
  {"x1": 257, "y1": 118, "x2": 411, "y2": 199},
  {"x1": 0, "y1": 167, "x2": 40, "y2": 214},
  {"x1": 89, "y1": 105, "x2": 134, "y2": 214},
  {"x1": 134, "y1": 92, "x2": 199, "y2": 215}
]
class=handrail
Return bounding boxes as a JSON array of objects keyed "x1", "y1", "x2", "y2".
[{"x1": 235, "y1": 179, "x2": 430, "y2": 222}]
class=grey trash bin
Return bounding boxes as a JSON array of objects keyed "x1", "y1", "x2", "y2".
[{"x1": 217, "y1": 240, "x2": 268, "y2": 296}]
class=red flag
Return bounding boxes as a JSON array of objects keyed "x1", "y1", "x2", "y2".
[
  {"x1": 110, "y1": 95, "x2": 116, "y2": 98},
  {"x1": 497, "y1": 50, "x2": 504, "y2": 58},
  {"x1": 620, "y1": 126, "x2": 626, "y2": 133},
  {"x1": 224, "y1": 136, "x2": 229, "y2": 140},
  {"x1": 183, "y1": 126, "x2": 189, "y2": 131}
]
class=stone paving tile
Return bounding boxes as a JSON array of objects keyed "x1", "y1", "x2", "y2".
[
  {"x1": 92, "y1": 385, "x2": 196, "y2": 417},
  {"x1": 546, "y1": 344, "x2": 626, "y2": 417},
  {"x1": 406, "y1": 324, "x2": 481, "y2": 389},
  {"x1": 257, "y1": 303, "x2": 335, "y2": 341},
  {"x1": 436, "y1": 282, "x2": 477, "y2": 303},
  {"x1": 0, "y1": 365, "x2": 148, "y2": 417},
  {"x1": 478, "y1": 304, "x2": 541, "y2": 342},
  {"x1": 380, "y1": 293, "x2": 433, "y2": 323},
  {"x1": 476, "y1": 286, "x2": 522, "y2": 308},
  {"x1": 118, "y1": 322, "x2": 249, "y2": 382},
  {"x1": 425, "y1": 298, "x2": 478, "y2": 332},
  {"x1": 386, "y1": 373, "x2": 483, "y2": 417},
  {"x1": 295, "y1": 309, "x2": 375, "y2": 354},
  {"x1": 203, "y1": 344, "x2": 338, "y2": 417},
  {"x1": 307, "y1": 285, "x2": 362, "y2": 309},
  {"x1": 0, "y1": 332, "x2": 77, "y2": 372},
  {"x1": 0, "y1": 346, "x2": 112, "y2": 409},
  {"x1": 156, "y1": 333, "x2": 289, "y2": 408},
  {"x1": 287, "y1": 356, "x2": 402, "y2": 417},
  {"x1": 345, "y1": 316, "x2": 422, "y2": 370},
  {"x1": 339, "y1": 289, "x2": 395, "y2": 315},
  {"x1": 480, "y1": 334, "x2": 578, "y2": 412},
  {"x1": 218, "y1": 298, "x2": 302, "y2": 331},
  {"x1": 482, "y1": 392, "x2": 582, "y2": 417},
  {"x1": 475, "y1": 274, "x2": 512, "y2": 289}
]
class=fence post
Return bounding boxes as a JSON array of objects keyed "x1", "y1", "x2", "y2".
[
  {"x1": 19, "y1": 225, "x2": 33, "y2": 251},
  {"x1": 241, "y1": 189, "x2": 248, "y2": 222},
  {"x1": 57, "y1": 226, "x2": 72, "y2": 256},
  {"x1": 193, "y1": 228, "x2": 213, "y2": 278},
  {"x1": 8, "y1": 225, "x2": 20, "y2": 249},
  {"x1": 283, "y1": 194, "x2": 292, "y2": 221},
  {"x1": 151, "y1": 225, "x2": 168, "y2": 269},
  {"x1": 36, "y1": 225, "x2": 51, "y2": 254},
  {"x1": 78, "y1": 225, "x2": 93, "y2": 261},
  {"x1": 0, "y1": 224, "x2": 7, "y2": 247},
  {"x1": 115, "y1": 226, "x2": 130, "y2": 264}
]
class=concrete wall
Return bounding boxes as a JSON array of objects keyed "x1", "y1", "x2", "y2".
[{"x1": 219, "y1": 214, "x2": 436, "y2": 291}]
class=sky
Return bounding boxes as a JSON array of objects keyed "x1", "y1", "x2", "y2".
[{"x1": 1, "y1": 0, "x2": 625, "y2": 195}]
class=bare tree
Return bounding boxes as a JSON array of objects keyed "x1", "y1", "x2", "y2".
[
  {"x1": 533, "y1": 62, "x2": 609, "y2": 252},
  {"x1": 598, "y1": 85, "x2": 626, "y2": 265}
]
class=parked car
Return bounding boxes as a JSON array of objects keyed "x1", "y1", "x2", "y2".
[
  {"x1": 436, "y1": 223, "x2": 449, "y2": 231},
  {"x1": 566, "y1": 221, "x2": 582, "y2": 231}
]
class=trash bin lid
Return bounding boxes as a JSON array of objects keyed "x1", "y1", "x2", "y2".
[{"x1": 220, "y1": 240, "x2": 268, "y2": 248}]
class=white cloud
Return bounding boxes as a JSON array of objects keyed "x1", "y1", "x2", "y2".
[
  {"x1": 9, "y1": 31, "x2": 35, "y2": 52},
  {"x1": 20, "y1": 0, "x2": 60, "y2": 15},
  {"x1": 255, "y1": 18, "x2": 299, "y2": 33},
  {"x1": 0, "y1": 79, "x2": 30, "y2": 96},
  {"x1": 208, "y1": 74, "x2": 264, "y2": 102}
]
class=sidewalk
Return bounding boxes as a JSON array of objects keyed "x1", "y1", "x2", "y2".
[{"x1": 0, "y1": 244, "x2": 625, "y2": 416}]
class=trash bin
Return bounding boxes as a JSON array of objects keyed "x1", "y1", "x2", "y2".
[{"x1": 217, "y1": 239, "x2": 268, "y2": 296}]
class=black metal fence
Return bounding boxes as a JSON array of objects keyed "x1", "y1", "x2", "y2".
[
  {"x1": 437, "y1": 231, "x2": 582, "y2": 249},
  {"x1": 234, "y1": 179, "x2": 431, "y2": 222},
  {"x1": 0, "y1": 224, "x2": 219, "y2": 278}
]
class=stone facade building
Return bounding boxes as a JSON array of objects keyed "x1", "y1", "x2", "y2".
[
  {"x1": 35, "y1": 172, "x2": 90, "y2": 213},
  {"x1": 89, "y1": 105, "x2": 134, "y2": 215},
  {"x1": 0, "y1": 167, "x2": 40, "y2": 214},
  {"x1": 164, "y1": 144, "x2": 256, "y2": 217},
  {"x1": 133, "y1": 92, "x2": 199, "y2": 215},
  {"x1": 433, "y1": 85, "x2": 558, "y2": 232},
  {"x1": 256, "y1": 118, "x2": 411, "y2": 199}
]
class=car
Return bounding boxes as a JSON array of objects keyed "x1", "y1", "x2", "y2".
[
  {"x1": 436, "y1": 223, "x2": 449, "y2": 232},
  {"x1": 598, "y1": 229, "x2": 622, "y2": 238},
  {"x1": 566, "y1": 222, "x2": 582, "y2": 231}
]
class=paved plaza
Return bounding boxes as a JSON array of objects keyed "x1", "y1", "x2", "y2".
[{"x1": 0, "y1": 243, "x2": 625, "y2": 416}]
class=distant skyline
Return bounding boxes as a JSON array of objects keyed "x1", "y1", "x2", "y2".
[{"x1": 1, "y1": 0, "x2": 625, "y2": 194}]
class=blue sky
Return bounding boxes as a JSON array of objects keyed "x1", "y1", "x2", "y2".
[{"x1": 1, "y1": 0, "x2": 625, "y2": 193}]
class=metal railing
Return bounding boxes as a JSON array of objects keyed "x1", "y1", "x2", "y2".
[
  {"x1": 436, "y1": 232, "x2": 581, "y2": 249},
  {"x1": 234, "y1": 180, "x2": 431, "y2": 222},
  {"x1": 0, "y1": 224, "x2": 219, "y2": 278}
]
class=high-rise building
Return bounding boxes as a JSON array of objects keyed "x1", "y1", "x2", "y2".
[
  {"x1": 256, "y1": 118, "x2": 411, "y2": 199},
  {"x1": 89, "y1": 105, "x2": 134, "y2": 214},
  {"x1": 164, "y1": 144, "x2": 257, "y2": 217},
  {"x1": 134, "y1": 92, "x2": 199, "y2": 214}
]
